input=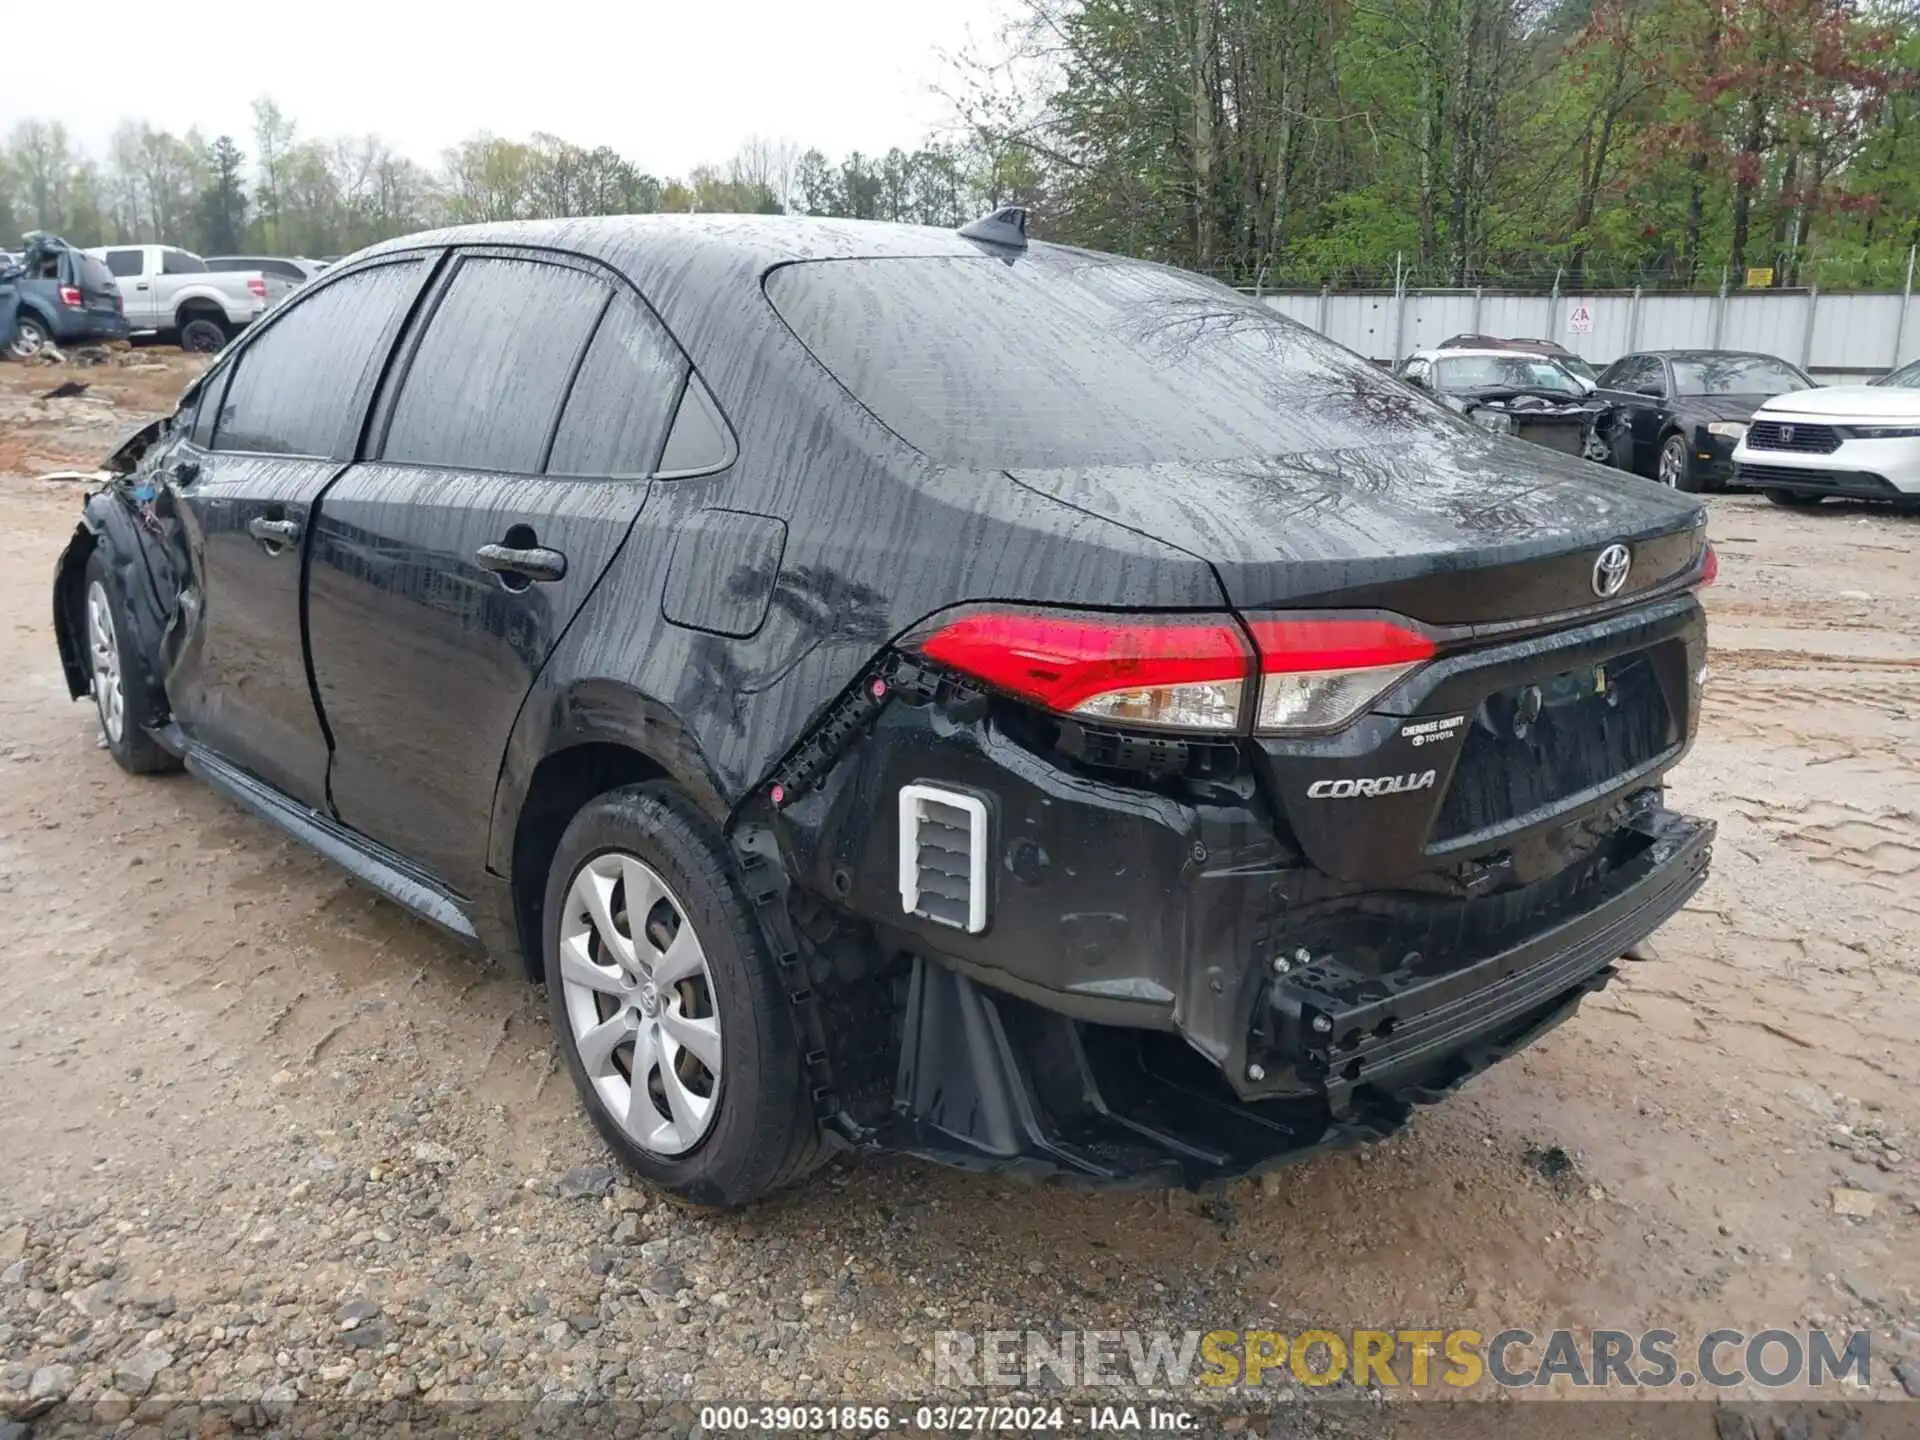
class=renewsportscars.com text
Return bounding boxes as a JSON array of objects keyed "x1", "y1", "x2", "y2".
[{"x1": 933, "y1": 1327, "x2": 1873, "y2": 1391}]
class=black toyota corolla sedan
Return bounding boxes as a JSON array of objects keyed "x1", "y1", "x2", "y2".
[{"x1": 52, "y1": 212, "x2": 1716, "y2": 1207}]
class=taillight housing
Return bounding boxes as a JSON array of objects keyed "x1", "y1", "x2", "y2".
[
  {"x1": 1697, "y1": 542, "x2": 1718, "y2": 587},
  {"x1": 1245, "y1": 616, "x2": 1436, "y2": 733},
  {"x1": 58, "y1": 284, "x2": 82, "y2": 307},
  {"x1": 916, "y1": 609, "x2": 1251, "y2": 731},
  {"x1": 247, "y1": 277, "x2": 268, "y2": 298},
  {"x1": 909, "y1": 607, "x2": 1436, "y2": 735}
]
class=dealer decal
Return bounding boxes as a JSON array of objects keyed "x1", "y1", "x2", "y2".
[
  {"x1": 1400, "y1": 713, "x2": 1465, "y2": 748},
  {"x1": 1307, "y1": 770, "x2": 1437, "y2": 799}
]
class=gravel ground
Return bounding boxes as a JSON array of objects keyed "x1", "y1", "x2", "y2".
[{"x1": 1, "y1": 354, "x2": 1917, "y2": 1436}]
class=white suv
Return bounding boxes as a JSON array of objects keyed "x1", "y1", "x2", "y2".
[{"x1": 1732, "y1": 358, "x2": 1920, "y2": 509}]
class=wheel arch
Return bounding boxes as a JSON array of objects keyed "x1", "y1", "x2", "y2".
[
  {"x1": 12, "y1": 299, "x2": 57, "y2": 337},
  {"x1": 489, "y1": 679, "x2": 733, "y2": 981},
  {"x1": 173, "y1": 296, "x2": 227, "y2": 327}
]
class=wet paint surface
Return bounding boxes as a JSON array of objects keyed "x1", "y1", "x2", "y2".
[{"x1": 127, "y1": 214, "x2": 1702, "y2": 919}]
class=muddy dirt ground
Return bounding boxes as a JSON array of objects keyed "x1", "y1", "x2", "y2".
[{"x1": 1, "y1": 353, "x2": 1916, "y2": 1432}]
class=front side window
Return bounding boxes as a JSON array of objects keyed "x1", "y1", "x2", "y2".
[
  {"x1": 381, "y1": 256, "x2": 611, "y2": 473},
  {"x1": 546, "y1": 291, "x2": 688, "y2": 476},
  {"x1": 1671, "y1": 355, "x2": 1809, "y2": 397},
  {"x1": 161, "y1": 249, "x2": 208, "y2": 275},
  {"x1": 1876, "y1": 358, "x2": 1920, "y2": 389},
  {"x1": 214, "y1": 259, "x2": 425, "y2": 456},
  {"x1": 104, "y1": 249, "x2": 143, "y2": 278}
]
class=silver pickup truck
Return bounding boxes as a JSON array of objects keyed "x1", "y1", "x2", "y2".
[{"x1": 87, "y1": 244, "x2": 270, "y2": 352}]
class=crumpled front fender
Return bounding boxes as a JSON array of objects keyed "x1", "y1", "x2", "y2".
[{"x1": 50, "y1": 487, "x2": 181, "y2": 733}]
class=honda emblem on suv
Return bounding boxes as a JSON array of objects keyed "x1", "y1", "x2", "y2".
[
  {"x1": 1779, "y1": 425, "x2": 1795, "y2": 445},
  {"x1": 1592, "y1": 543, "x2": 1632, "y2": 597}
]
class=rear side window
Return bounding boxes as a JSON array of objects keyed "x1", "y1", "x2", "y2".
[
  {"x1": 214, "y1": 259, "x2": 424, "y2": 456},
  {"x1": 104, "y1": 249, "x2": 143, "y2": 278},
  {"x1": 381, "y1": 257, "x2": 610, "y2": 473},
  {"x1": 161, "y1": 249, "x2": 207, "y2": 275},
  {"x1": 77, "y1": 254, "x2": 116, "y2": 290},
  {"x1": 766, "y1": 255, "x2": 1415, "y2": 468},
  {"x1": 546, "y1": 292, "x2": 687, "y2": 476}
]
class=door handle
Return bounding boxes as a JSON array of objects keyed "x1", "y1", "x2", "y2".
[
  {"x1": 247, "y1": 516, "x2": 301, "y2": 547},
  {"x1": 476, "y1": 543, "x2": 567, "y2": 583},
  {"x1": 134, "y1": 283, "x2": 148, "y2": 291}
]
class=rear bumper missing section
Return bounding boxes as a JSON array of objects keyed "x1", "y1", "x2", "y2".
[{"x1": 864, "y1": 809, "x2": 1710, "y2": 1187}]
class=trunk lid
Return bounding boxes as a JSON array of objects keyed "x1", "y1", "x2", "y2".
[{"x1": 1008, "y1": 433, "x2": 1705, "y2": 628}]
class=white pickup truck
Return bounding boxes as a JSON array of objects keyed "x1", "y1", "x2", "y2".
[{"x1": 86, "y1": 244, "x2": 271, "y2": 352}]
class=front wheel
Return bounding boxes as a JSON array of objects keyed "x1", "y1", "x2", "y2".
[
  {"x1": 1657, "y1": 434, "x2": 1702, "y2": 492},
  {"x1": 83, "y1": 552, "x2": 179, "y2": 775},
  {"x1": 543, "y1": 783, "x2": 824, "y2": 1208}
]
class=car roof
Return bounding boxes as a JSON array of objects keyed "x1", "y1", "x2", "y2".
[
  {"x1": 357, "y1": 213, "x2": 990, "y2": 277},
  {"x1": 1622, "y1": 349, "x2": 1783, "y2": 361},
  {"x1": 349, "y1": 214, "x2": 1120, "y2": 375},
  {"x1": 1410, "y1": 347, "x2": 1571, "y2": 363}
]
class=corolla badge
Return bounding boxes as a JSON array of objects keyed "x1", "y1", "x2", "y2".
[{"x1": 1592, "y1": 543, "x2": 1632, "y2": 598}]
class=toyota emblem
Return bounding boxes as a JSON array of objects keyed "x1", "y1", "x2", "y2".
[{"x1": 1592, "y1": 543, "x2": 1632, "y2": 598}]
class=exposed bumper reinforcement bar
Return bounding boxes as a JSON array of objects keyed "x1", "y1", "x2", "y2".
[{"x1": 1259, "y1": 808, "x2": 1714, "y2": 1111}]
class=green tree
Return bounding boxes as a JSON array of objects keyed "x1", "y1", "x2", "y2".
[{"x1": 196, "y1": 136, "x2": 249, "y2": 253}]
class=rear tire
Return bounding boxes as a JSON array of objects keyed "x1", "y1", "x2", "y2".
[
  {"x1": 542, "y1": 783, "x2": 825, "y2": 1209},
  {"x1": 83, "y1": 551, "x2": 179, "y2": 775},
  {"x1": 177, "y1": 316, "x2": 226, "y2": 354},
  {"x1": 1766, "y1": 489, "x2": 1824, "y2": 509},
  {"x1": 7, "y1": 313, "x2": 52, "y2": 360}
]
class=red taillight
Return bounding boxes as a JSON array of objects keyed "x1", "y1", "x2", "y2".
[
  {"x1": 911, "y1": 608, "x2": 1438, "y2": 735},
  {"x1": 1698, "y1": 542, "x2": 1718, "y2": 587},
  {"x1": 1243, "y1": 617, "x2": 1437, "y2": 674},
  {"x1": 916, "y1": 609, "x2": 1251, "y2": 731},
  {"x1": 58, "y1": 284, "x2": 82, "y2": 307},
  {"x1": 247, "y1": 277, "x2": 268, "y2": 298},
  {"x1": 1243, "y1": 615, "x2": 1435, "y2": 732}
]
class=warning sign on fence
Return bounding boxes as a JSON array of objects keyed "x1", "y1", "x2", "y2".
[{"x1": 1566, "y1": 303, "x2": 1593, "y2": 334}]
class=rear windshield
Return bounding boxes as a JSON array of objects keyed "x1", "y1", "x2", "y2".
[
  {"x1": 77, "y1": 253, "x2": 116, "y2": 289},
  {"x1": 765, "y1": 254, "x2": 1439, "y2": 468},
  {"x1": 1671, "y1": 356, "x2": 1809, "y2": 396}
]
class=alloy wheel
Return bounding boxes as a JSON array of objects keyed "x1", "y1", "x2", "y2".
[
  {"x1": 558, "y1": 851, "x2": 723, "y2": 1156},
  {"x1": 7, "y1": 323, "x2": 45, "y2": 361},
  {"x1": 87, "y1": 579, "x2": 125, "y2": 744},
  {"x1": 1657, "y1": 440, "x2": 1684, "y2": 488}
]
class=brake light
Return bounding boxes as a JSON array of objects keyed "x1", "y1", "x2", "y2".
[
  {"x1": 58, "y1": 284, "x2": 82, "y2": 307},
  {"x1": 1244, "y1": 616, "x2": 1435, "y2": 733},
  {"x1": 1698, "y1": 542, "x2": 1718, "y2": 587},
  {"x1": 915, "y1": 609, "x2": 1251, "y2": 731},
  {"x1": 247, "y1": 277, "x2": 268, "y2": 298}
]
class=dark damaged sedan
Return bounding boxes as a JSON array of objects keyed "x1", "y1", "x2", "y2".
[{"x1": 52, "y1": 211, "x2": 1717, "y2": 1207}]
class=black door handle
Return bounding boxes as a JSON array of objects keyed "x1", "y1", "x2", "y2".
[
  {"x1": 476, "y1": 543, "x2": 567, "y2": 583},
  {"x1": 248, "y1": 516, "x2": 301, "y2": 547}
]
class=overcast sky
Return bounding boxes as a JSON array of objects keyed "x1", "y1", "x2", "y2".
[{"x1": 4, "y1": 0, "x2": 1014, "y2": 176}]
